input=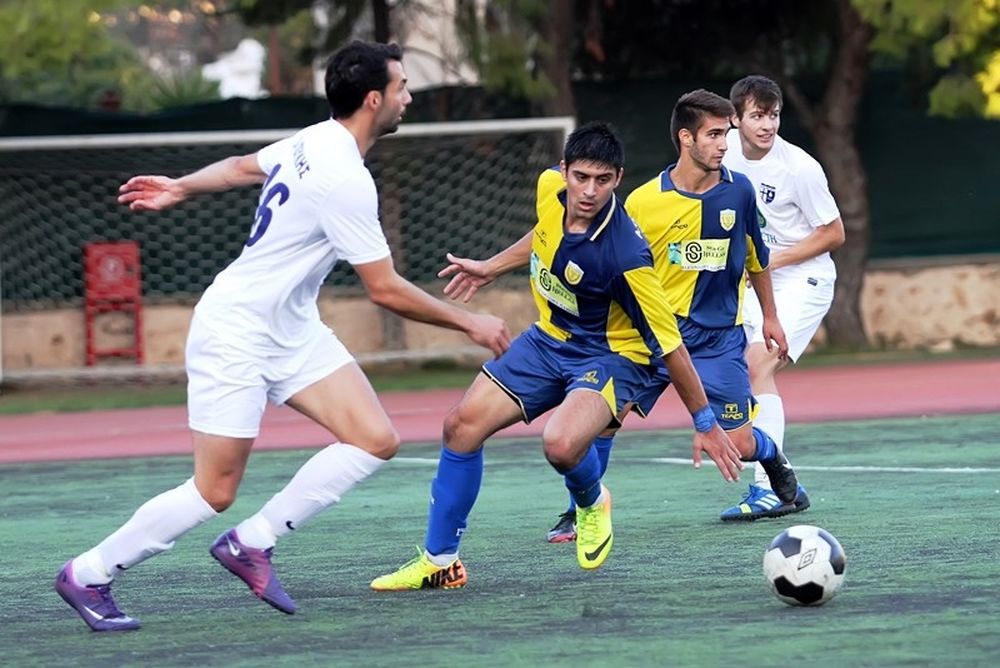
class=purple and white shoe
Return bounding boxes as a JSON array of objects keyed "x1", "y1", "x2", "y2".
[
  {"x1": 55, "y1": 561, "x2": 141, "y2": 632},
  {"x1": 209, "y1": 529, "x2": 296, "y2": 614}
]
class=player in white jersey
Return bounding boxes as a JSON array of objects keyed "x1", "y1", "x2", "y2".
[
  {"x1": 55, "y1": 41, "x2": 511, "y2": 632},
  {"x1": 718, "y1": 75, "x2": 845, "y2": 521}
]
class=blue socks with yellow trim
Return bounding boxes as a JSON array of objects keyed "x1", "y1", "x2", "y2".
[
  {"x1": 557, "y1": 438, "x2": 609, "y2": 510},
  {"x1": 425, "y1": 446, "x2": 483, "y2": 556}
]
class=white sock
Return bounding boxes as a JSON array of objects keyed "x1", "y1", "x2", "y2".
[
  {"x1": 753, "y1": 394, "x2": 786, "y2": 489},
  {"x1": 426, "y1": 551, "x2": 458, "y2": 567},
  {"x1": 235, "y1": 443, "x2": 385, "y2": 550},
  {"x1": 72, "y1": 477, "x2": 216, "y2": 586}
]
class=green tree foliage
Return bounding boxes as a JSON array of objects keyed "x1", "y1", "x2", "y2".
[
  {"x1": 231, "y1": 0, "x2": 377, "y2": 63},
  {"x1": 0, "y1": 0, "x2": 151, "y2": 108},
  {"x1": 854, "y1": 0, "x2": 1000, "y2": 117},
  {"x1": 455, "y1": 0, "x2": 555, "y2": 100}
]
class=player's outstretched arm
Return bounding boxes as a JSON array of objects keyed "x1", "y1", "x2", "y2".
[
  {"x1": 355, "y1": 256, "x2": 512, "y2": 357},
  {"x1": 438, "y1": 229, "x2": 533, "y2": 302},
  {"x1": 663, "y1": 345, "x2": 744, "y2": 482},
  {"x1": 747, "y1": 269, "x2": 789, "y2": 359},
  {"x1": 118, "y1": 154, "x2": 265, "y2": 211}
]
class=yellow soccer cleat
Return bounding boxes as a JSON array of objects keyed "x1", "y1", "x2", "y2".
[
  {"x1": 575, "y1": 485, "x2": 613, "y2": 570},
  {"x1": 370, "y1": 549, "x2": 468, "y2": 591}
]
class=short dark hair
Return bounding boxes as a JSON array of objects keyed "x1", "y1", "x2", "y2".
[
  {"x1": 324, "y1": 41, "x2": 403, "y2": 119},
  {"x1": 669, "y1": 89, "x2": 736, "y2": 153},
  {"x1": 730, "y1": 75, "x2": 783, "y2": 119},
  {"x1": 563, "y1": 121, "x2": 625, "y2": 171}
]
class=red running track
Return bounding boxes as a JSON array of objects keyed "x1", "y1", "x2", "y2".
[{"x1": 1, "y1": 359, "x2": 997, "y2": 464}]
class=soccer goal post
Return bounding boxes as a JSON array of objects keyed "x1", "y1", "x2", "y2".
[{"x1": 0, "y1": 116, "x2": 574, "y2": 385}]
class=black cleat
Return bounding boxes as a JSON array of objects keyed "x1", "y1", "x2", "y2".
[{"x1": 758, "y1": 451, "x2": 799, "y2": 504}]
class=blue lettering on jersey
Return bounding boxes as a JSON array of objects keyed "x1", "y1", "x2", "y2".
[
  {"x1": 293, "y1": 139, "x2": 310, "y2": 179},
  {"x1": 246, "y1": 163, "x2": 290, "y2": 247}
]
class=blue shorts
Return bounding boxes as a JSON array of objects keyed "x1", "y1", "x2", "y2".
[
  {"x1": 482, "y1": 326, "x2": 666, "y2": 425},
  {"x1": 631, "y1": 319, "x2": 754, "y2": 431}
]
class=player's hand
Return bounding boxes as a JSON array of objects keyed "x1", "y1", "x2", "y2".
[
  {"x1": 691, "y1": 425, "x2": 743, "y2": 482},
  {"x1": 118, "y1": 175, "x2": 187, "y2": 211},
  {"x1": 464, "y1": 312, "x2": 511, "y2": 358},
  {"x1": 762, "y1": 314, "x2": 789, "y2": 360},
  {"x1": 438, "y1": 253, "x2": 494, "y2": 303}
]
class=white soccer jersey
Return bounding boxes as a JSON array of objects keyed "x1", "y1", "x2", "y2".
[
  {"x1": 724, "y1": 130, "x2": 840, "y2": 280},
  {"x1": 195, "y1": 119, "x2": 391, "y2": 348}
]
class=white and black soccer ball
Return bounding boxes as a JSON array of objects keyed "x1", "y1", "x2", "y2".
[{"x1": 763, "y1": 525, "x2": 846, "y2": 606}]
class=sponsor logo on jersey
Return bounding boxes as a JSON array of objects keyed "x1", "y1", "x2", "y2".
[
  {"x1": 667, "y1": 239, "x2": 729, "y2": 271},
  {"x1": 531, "y1": 253, "x2": 580, "y2": 315},
  {"x1": 720, "y1": 209, "x2": 736, "y2": 231}
]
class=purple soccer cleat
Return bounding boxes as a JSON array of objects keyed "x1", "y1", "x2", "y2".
[
  {"x1": 209, "y1": 529, "x2": 296, "y2": 614},
  {"x1": 55, "y1": 561, "x2": 141, "y2": 632}
]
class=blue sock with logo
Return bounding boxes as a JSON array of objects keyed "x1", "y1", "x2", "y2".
[
  {"x1": 425, "y1": 446, "x2": 484, "y2": 556},
  {"x1": 749, "y1": 427, "x2": 777, "y2": 462},
  {"x1": 557, "y1": 444, "x2": 603, "y2": 509},
  {"x1": 565, "y1": 436, "x2": 614, "y2": 512}
]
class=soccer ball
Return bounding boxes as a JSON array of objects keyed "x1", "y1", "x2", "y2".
[{"x1": 763, "y1": 525, "x2": 846, "y2": 606}]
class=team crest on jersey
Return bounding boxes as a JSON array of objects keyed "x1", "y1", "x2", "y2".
[
  {"x1": 564, "y1": 261, "x2": 584, "y2": 285},
  {"x1": 759, "y1": 183, "x2": 776, "y2": 204},
  {"x1": 719, "y1": 209, "x2": 736, "y2": 231}
]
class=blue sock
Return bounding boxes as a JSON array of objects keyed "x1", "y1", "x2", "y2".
[
  {"x1": 425, "y1": 446, "x2": 484, "y2": 556},
  {"x1": 557, "y1": 444, "x2": 602, "y2": 509},
  {"x1": 750, "y1": 427, "x2": 777, "y2": 462},
  {"x1": 565, "y1": 436, "x2": 614, "y2": 512}
]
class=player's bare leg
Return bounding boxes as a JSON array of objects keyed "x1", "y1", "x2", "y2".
[
  {"x1": 215, "y1": 362, "x2": 399, "y2": 612},
  {"x1": 372, "y1": 372, "x2": 523, "y2": 591},
  {"x1": 542, "y1": 390, "x2": 616, "y2": 569}
]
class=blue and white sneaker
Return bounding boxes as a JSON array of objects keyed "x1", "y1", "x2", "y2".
[{"x1": 719, "y1": 484, "x2": 811, "y2": 522}]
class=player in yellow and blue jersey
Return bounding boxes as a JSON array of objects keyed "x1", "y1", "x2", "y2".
[
  {"x1": 542, "y1": 91, "x2": 802, "y2": 541},
  {"x1": 370, "y1": 122, "x2": 744, "y2": 590}
]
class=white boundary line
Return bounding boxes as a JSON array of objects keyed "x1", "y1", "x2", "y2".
[{"x1": 393, "y1": 456, "x2": 1000, "y2": 474}]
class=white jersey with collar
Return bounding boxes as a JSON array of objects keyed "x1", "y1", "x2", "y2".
[
  {"x1": 195, "y1": 119, "x2": 391, "y2": 349},
  {"x1": 723, "y1": 130, "x2": 840, "y2": 281}
]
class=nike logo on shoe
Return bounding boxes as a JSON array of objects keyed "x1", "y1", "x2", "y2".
[
  {"x1": 78, "y1": 605, "x2": 105, "y2": 622},
  {"x1": 584, "y1": 534, "x2": 612, "y2": 562},
  {"x1": 226, "y1": 536, "x2": 241, "y2": 557},
  {"x1": 422, "y1": 561, "x2": 467, "y2": 589}
]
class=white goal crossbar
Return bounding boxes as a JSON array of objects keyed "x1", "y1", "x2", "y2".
[{"x1": 0, "y1": 117, "x2": 576, "y2": 151}]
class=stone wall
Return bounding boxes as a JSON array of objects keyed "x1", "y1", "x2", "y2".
[{"x1": 3, "y1": 258, "x2": 997, "y2": 372}]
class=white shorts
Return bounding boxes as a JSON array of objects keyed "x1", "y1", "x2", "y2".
[
  {"x1": 185, "y1": 313, "x2": 354, "y2": 438},
  {"x1": 743, "y1": 274, "x2": 834, "y2": 362}
]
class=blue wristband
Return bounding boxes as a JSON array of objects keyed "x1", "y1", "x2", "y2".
[{"x1": 692, "y1": 406, "x2": 717, "y2": 433}]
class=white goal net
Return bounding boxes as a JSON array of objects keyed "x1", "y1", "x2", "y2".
[{"x1": 0, "y1": 117, "x2": 574, "y2": 385}]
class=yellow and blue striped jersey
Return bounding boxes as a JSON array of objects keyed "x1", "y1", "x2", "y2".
[
  {"x1": 625, "y1": 165, "x2": 769, "y2": 328},
  {"x1": 530, "y1": 168, "x2": 682, "y2": 365}
]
